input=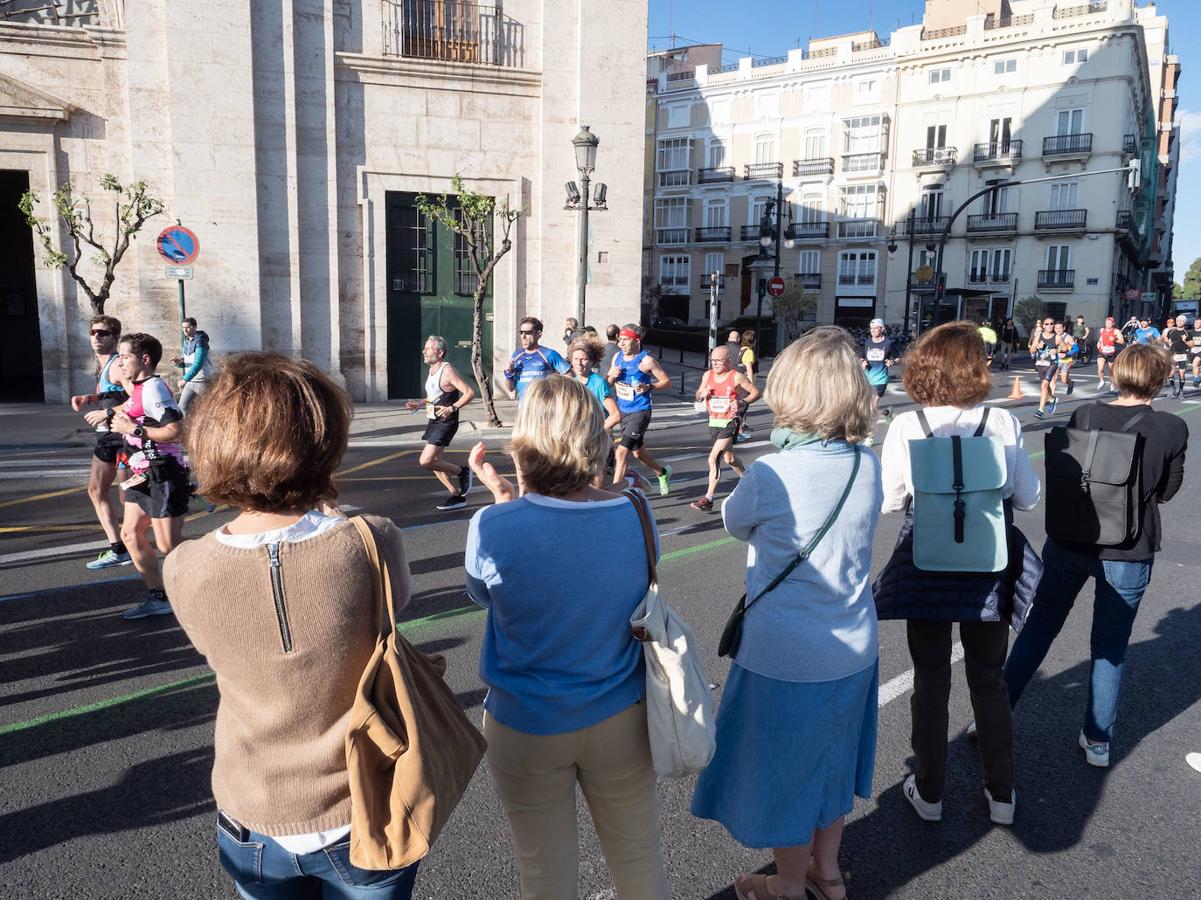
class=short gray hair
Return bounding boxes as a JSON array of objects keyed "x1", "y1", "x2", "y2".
[{"x1": 425, "y1": 335, "x2": 449, "y2": 356}]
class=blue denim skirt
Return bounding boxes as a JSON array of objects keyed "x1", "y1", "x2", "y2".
[{"x1": 691, "y1": 660, "x2": 878, "y2": 848}]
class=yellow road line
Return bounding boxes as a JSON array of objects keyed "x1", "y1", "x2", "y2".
[
  {"x1": 0, "y1": 524, "x2": 93, "y2": 534},
  {"x1": 0, "y1": 485, "x2": 87, "y2": 512},
  {"x1": 338, "y1": 449, "x2": 413, "y2": 477}
]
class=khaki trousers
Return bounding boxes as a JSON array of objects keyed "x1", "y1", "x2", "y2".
[{"x1": 484, "y1": 701, "x2": 669, "y2": 900}]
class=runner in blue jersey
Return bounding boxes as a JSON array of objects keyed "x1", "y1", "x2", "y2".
[
  {"x1": 606, "y1": 324, "x2": 673, "y2": 494},
  {"x1": 504, "y1": 316, "x2": 569, "y2": 400}
]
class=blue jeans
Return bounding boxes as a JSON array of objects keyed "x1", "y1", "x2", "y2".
[
  {"x1": 216, "y1": 820, "x2": 420, "y2": 900},
  {"x1": 1004, "y1": 538, "x2": 1153, "y2": 744}
]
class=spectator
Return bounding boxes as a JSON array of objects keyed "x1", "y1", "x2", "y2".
[
  {"x1": 600, "y1": 324, "x2": 622, "y2": 375},
  {"x1": 1005, "y1": 344, "x2": 1188, "y2": 768},
  {"x1": 465, "y1": 376, "x2": 669, "y2": 900},
  {"x1": 562, "y1": 316, "x2": 581, "y2": 347},
  {"x1": 164, "y1": 352, "x2": 422, "y2": 898},
  {"x1": 725, "y1": 329, "x2": 745, "y2": 373},
  {"x1": 874, "y1": 321, "x2": 1041, "y2": 827},
  {"x1": 692, "y1": 327, "x2": 882, "y2": 900},
  {"x1": 740, "y1": 329, "x2": 758, "y2": 384},
  {"x1": 173, "y1": 317, "x2": 216, "y2": 413}
]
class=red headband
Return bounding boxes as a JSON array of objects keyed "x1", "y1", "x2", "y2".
[{"x1": 619, "y1": 328, "x2": 640, "y2": 341}]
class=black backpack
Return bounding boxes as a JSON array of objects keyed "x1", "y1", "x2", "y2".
[{"x1": 1045, "y1": 405, "x2": 1149, "y2": 546}]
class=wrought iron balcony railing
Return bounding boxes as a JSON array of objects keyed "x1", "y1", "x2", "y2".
[
  {"x1": 1038, "y1": 269, "x2": 1075, "y2": 290},
  {"x1": 913, "y1": 147, "x2": 958, "y2": 167},
  {"x1": 1034, "y1": 209, "x2": 1087, "y2": 231},
  {"x1": 973, "y1": 140, "x2": 1023, "y2": 164},
  {"x1": 694, "y1": 226, "x2": 731, "y2": 243},
  {"x1": 382, "y1": 0, "x2": 524, "y2": 67},
  {"x1": 744, "y1": 162, "x2": 784, "y2": 180},
  {"x1": 698, "y1": 167, "x2": 736, "y2": 184},
  {"x1": 1043, "y1": 133, "x2": 1093, "y2": 156},
  {"x1": 794, "y1": 158, "x2": 835, "y2": 177},
  {"x1": 786, "y1": 221, "x2": 830, "y2": 240},
  {"x1": 967, "y1": 212, "x2": 1019, "y2": 233}
]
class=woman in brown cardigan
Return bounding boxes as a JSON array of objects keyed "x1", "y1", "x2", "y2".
[{"x1": 164, "y1": 353, "x2": 421, "y2": 899}]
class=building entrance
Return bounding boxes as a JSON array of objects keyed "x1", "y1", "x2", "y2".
[{"x1": 0, "y1": 170, "x2": 44, "y2": 401}]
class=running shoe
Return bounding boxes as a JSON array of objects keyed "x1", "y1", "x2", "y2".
[
  {"x1": 734, "y1": 430, "x2": 752, "y2": 444},
  {"x1": 902, "y1": 774, "x2": 942, "y2": 822},
  {"x1": 882, "y1": 406, "x2": 893, "y2": 420},
  {"x1": 1033, "y1": 410, "x2": 1045, "y2": 419},
  {"x1": 1078, "y1": 731, "x2": 1110, "y2": 768},
  {"x1": 436, "y1": 494, "x2": 467, "y2": 511},
  {"x1": 86, "y1": 549, "x2": 132, "y2": 570},
  {"x1": 1047, "y1": 398, "x2": 1058, "y2": 415},
  {"x1": 984, "y1": 787, "x2": 1016, "y2": 826},
  {"x1": 1194, "y1": 376, "x2": 1201, "y2": 389},
  {"x1": 122, "y1": 594, "x2": 173, "y2": 620},
  {"x1": 1066, "y1": 381, "x2": 1074, "y2": 396},
  {"x1": 457, "y1": 465, "x2": 474, "y2": 497},
  {"x1": 689, "y1": 496, "x2": 714, "y2": 512},
  {"x1": 657, "y1": 465, "x2": 672, "y2": 497}
]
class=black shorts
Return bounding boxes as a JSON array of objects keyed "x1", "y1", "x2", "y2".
[
  {"x1": 93, "y1": 432, "x2": 126, "y2": 464},
  {"x1": 125, "y1": 458, "x2": 191, "y2": 519},
  {"x1": 616, "y1": 409, "x2": 653, "y2": 451},
  {"x1": 1037, "y1": 364, "x2": 1058, "y2": 383},
  {"x1": 422, "y1": 419, "x2": 459, "y2": 447},
  {"x1": 709, "y1": 416, "x2": 742, "y2": 442}
]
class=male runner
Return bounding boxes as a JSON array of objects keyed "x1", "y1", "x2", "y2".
[
  {"x1": 1030, "y1": 316, "x2": 1060, "y2": 418},
  {"x1": 690, "y1": 345, "x2": 760, "y2": 512},
  {"x1": 860, "y1": 318, "x2": 895, "y2": 423},
  {"x1": 1134, "y1": 317, "x2": 1161, "y2": 345},
  {"x1": 1095, "y1": 316, "x2": 1125, "y2": 388},
  {"x1": 1163, "y1": 315, "x2": 1192, "y2": 398},
  {"x1": 997, "y1": 318, "x2": 1018, "y2": 370},
  {"x1": 978, "y1": 319, "x2": 998, "y2": 367},
  {"x1": 600, "y1": 324, "x2": 621, "y2": 375},
  {"x1": 72, "y1": 315, "x2": 132, "y2": 570},
  {"x1": 1072, "y1": 315, "x2": 1092, "y2": 366},
  {"x1": 171, "y1": 317, "x2": 216, "y2": 413},
  {"x1": 99, "y1": 333, "x2": 190, "y2": 619},
  {"x1": 725, "y1": 330, "x2": 744, "y2": 372},
  {"x1": 405, "y1": 335, "x2": 475, "y2": 510},
  {"x1": 1189, "y1": 317, "x2": 1201, "y2": 389},
  {"x1": 607, "y1": 324, "x2": 673, "y2": 494},
  {"x1": 504, "y1": 316, "x2": 569, "y2": 400},
  {"x1": 1055, "y1": 321, "x2": 1078, "y2": 395}
]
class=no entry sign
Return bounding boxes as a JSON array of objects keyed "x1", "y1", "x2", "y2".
[
  {"x1": 767, "y1": 275, "x2": 786, "y2": 297},
  {"x1": 156, "y1": 225, "x2": 200, "y2": 265}
]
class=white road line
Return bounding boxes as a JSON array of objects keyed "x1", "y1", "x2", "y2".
[
  {"x1": 878, "y1": 641, "x2": 965, "y2": 707},
  {"x1": 0, "y1": 470, "x2": 92, "y2": 481},
  {"x1": 0, "y1": 539, "x2": 110, "y2": 566}
]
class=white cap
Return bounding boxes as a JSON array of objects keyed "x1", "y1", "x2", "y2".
[{"x1": 869, "y1": 318, "x2": 885, "y2": 328}]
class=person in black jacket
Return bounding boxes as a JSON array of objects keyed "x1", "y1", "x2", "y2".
[{"x1": 1005, "y1": 344, "x2": 1188, "y2": 768}]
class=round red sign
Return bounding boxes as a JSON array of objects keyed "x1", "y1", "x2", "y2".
[{"x1": 767, "y1": 275, "x2": 786, "y2": 298}]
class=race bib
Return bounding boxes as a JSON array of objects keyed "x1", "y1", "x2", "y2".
[
  {"x1": 1101, "y1": 346, "x2": 1115, "y2": 355},
  {"x1": 614, "y1": 382, "x2": 635, "y2": 401},
  {"x1": 707, "y1": 396, "x2": 731, "y2": 415},
  {"x1": 866, "y1": 348, "x2": 886, "y2": 362},
  {"x1": 1174, "y1": 353, "x2": 1188, "y2": 363},
  {"x1": 427, "y1": 404, "x2": 436, "y2": 420}
]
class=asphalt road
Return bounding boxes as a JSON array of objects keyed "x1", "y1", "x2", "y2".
[{"x1": 1, "y1": 370, "x2": 1199, "y2": 899}]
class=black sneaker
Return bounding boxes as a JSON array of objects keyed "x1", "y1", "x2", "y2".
[
  {"x1": 457, "y1": 465, "x2": 474, "y2": 497},
  {"x1": 436, "y1": 494, "x2": 467, "y2": 511},
  {"x1": 1066, "y1": 381, "x2": 1074, "y2": 395}
]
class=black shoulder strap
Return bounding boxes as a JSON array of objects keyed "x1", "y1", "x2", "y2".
[
  {"x1": 1119, "y1": 407, "x2": 1152, "y2": 433},
  {"x1": 1077, "y1": 403, "x2": 1092, "y2": 431},
  {"x1": 915, "y1": 409, "x2": 934, "y2": 438},
  {"x1": 973, "y1": 406, "x2": 991, "y2": 437}
]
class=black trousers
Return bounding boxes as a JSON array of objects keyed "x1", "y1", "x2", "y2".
[{"x1": 907, "y1": 620, "x2": 1014, "y2": 802}]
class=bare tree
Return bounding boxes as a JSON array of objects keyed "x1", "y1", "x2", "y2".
[
  {"x1": 417, "y1": 175, "x2": 521, "y2": 427},
  {"x1": 18, "y1": 174, "x2": 165, "y2": 316},
  {"x1": 770, "y1": 283, "x2": 818, "y2": 345}
]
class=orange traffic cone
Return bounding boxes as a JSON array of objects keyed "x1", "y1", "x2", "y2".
[{"x1": 1008, "y1": 376, "x2": 1023, "y2": 400}]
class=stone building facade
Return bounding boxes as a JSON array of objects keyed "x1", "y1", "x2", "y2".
[{"x1": 0, "y1": 0, "x2": 646, "y2": 402}]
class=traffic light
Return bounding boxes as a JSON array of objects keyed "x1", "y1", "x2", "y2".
[{"x1": 1127, "y1": 158, "x2": 1141, "y2": 192}]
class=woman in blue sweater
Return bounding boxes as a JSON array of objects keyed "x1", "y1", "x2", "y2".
[
  {"x1": 465, "y1": 375, "x2": 668, "y2": 900},
  {"x1": 692, "y1": 328, "x2": 882, "y2": 900}
]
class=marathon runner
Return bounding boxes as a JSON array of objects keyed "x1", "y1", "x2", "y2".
[
  {"x1": 405, "y1": 335, "x2": 475, "y2": 510},
  {"x1": 1134, "y1": 317, "x2": 1161, "y2": 345},
  {"x1": 1163, "y1": 315, "x2": 1192, "y2": 398},
  {"x1": 103, "y1": 332, "x2": 190, "y2": 619},
  {"x1": 1029, "y1": 316, "x2": 1061, "y2": 418},
  {"x1": 568, "y1": 339, "x2": 622, "y2": 487},
  {"x1": 1189, "y1": 317, "x2": 1201, "y2": 389},
  {"x1": 1095, "y1": 316, "x2": 1125, "y2": 389},
  {"x1": 1055, "y1": 321, "x2": 1078, "y2": 395},
  {"x1": 504, "y1": 316, "x2": 569, "y2": 400},
  {"x1": 171, "y1": 317, "x2": 217, "y2": 413},
  {"x1": 1073, "y1": 315, "x2": 1093, "y2": 366},
  {"x1": 607, "y1": 324, "x2": 673, "y2": 494},
  {"x1": 73, "y1": 315, "x2": 132, "y2": 570},
  {"x1": 860, "y1": 317, "x2": 895, "y2": 424},
  {"x1": 690, "y1": 345, "x2": 760, "y2": 512},
  {"x1": 997, "y1": 318, "x2": 1018, "y2": 370}
]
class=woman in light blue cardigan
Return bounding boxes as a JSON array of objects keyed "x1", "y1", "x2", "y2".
[{"x1": 693, "y1": 328, "x2": 883, "y2": 900}]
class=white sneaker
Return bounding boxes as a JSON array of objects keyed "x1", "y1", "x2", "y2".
[
  {"x1": 984, "y1": 786, "x2": 1016, "y2": 825},
  {"x1": 902, "y1": 774, "x2": 942, "y2": 822},
  {"x1": 1186, "y1": 752, "x2": 1201, "y2": 774},
  {"x1": 966, "y1": 719, "x2": 977, "y2": 738},
  {"x1": 1079, "y1": 731, "x2": 1110, "y2": 768}
]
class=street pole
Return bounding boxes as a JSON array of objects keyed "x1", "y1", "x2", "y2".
[
  {"x1": 177, "y1": 278, "x2": 186, "y2": 356},
  {"x1": 902, "y1": 208, "x2": 915, "y2": 337},
  {"x1": 575, "y1": 169, "x2": 590, "y2": 328},
  {"x1": 708, "y1": 272, "x2": 719, "y2": 351}
]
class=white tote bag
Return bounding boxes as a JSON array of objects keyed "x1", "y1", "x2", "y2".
[{"x1": 623, "y1": 491, "x2": 717, "y2": 778}]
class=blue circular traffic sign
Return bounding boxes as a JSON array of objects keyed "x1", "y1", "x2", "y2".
[{"x1": 156, "y1": 226, "x2": 200, "y2": 265}]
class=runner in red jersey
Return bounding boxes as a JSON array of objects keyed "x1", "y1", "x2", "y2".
[
  {"x1": 1095, "y1": 316, "x2": 1125, "y2": 389},
  {"x1": 689, "y1": 344, "x2": 760, "y2": 512}
]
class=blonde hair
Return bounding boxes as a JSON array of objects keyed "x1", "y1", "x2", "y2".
[
  {"x1": 1111, "y1": 343, "x2": 1173, "y2": 401},
  {"x1": 509, "y1": 376, "x2": 610, "y2": 496},
  {"x1": 764, "y1": 326, "x2": 875, "y2": 444}
]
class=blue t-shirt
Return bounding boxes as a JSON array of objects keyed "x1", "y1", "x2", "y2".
[
  {"x1": 465, "y1": 493, "x2": 657, "y2": 735},
  {"x1": 1135, "y1": 327, "x2": 1161, "y2": 345},
  {"x1": 509, "y1": 347, "x2": 569, "y2": 400},
  {"x1": 581, "y1": 372, "x2": 612, "y2": 409},
  {"x1": 612, "y1": 350, "x2": 653, "y2": 413}
]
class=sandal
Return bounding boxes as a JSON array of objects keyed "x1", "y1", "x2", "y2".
[
  {"x1": 805, "y1": 865, "x2": 847, "y2": 900},
  {"x1": 733, "y1": 873, "x2": 803, "y2": 900}
]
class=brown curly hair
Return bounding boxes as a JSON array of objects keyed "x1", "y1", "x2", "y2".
[{"x1": 902, "y1": 321, "x2": 991, "y2": 407}]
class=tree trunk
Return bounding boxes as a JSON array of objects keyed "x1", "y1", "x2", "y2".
[{"x1": 472, "y1": 284, "x2": 502, "y2": 427}]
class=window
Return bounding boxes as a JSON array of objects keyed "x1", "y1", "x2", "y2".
[
  {"x1": 928, "y1": 68, "x2": 951, "y2": 84},
  {"x1": 704, "y1": 199, "x2": 727, "y2": 227},
  {"x1": 803, "y1": 128, "x2": 827, "y2": 160},
  {"x1": 969, "y1": 249, "x2": 991, "y2": 283},
  {"x1": 1063, "y1": 48, "x2": 1089, "y2": 64},
  {"x1": 412, "y1": 212, "x2": 432, "y2": 294},
  {"x1": 1056, "y1": 108, "x2": 1084, "y2": 136},
  {"x1": 754, "y1": 133, "x2": 777, "y2": 164},
  {"x1": 751, "y1": 195, "x2": 772, "y2": 226},
  {"x1": 988, "y1": 117, "x2": 1014, "y2": 151},
  {"x1": 799, "y1": 194, "x2": 824, "y2": 223},
  {"x1": 799, "y1": 249, "x2": 820, "y2": 275},
  {"x1": 653, "y1": 197, "x2": 689, "y2": 228},
  {"x1": 840, "y1": 184, "x2": 880, "y2": 220},
  {"x1": 659, "y1": 255, "x2": 691, "y2": 288},
  {"x1": 453, "y1": 211, "x2": 478, "y2": 295},
  {"x1": 656, "y1": 138, "x2": 691, "y2": 172},
  {"x1": 1050, "y1": 181, "x2": 1079, "y2": 209},
  {"x1": 920, "y1": 185, "x2": 945, "y2": 220},
  {"x1": 854, "y1": 77, "x2": 880, "y2": 103},
  {"x1": 994, "y1": 59, "x2": 1017, "y2": 75},
  {"x1": 1046, "y1": 245, "x2": 1071, "y2": 271},
  {"x1": 703, "y1": 252, "x2": 724, "y2": 283},
  {"x1": 843, "y1": 115, "x2": 884, "y2": 154},
  {"x1": 926, "y1": 124, "x2": 947, "y2": 149},
  {"x1": 838, "y1": 251, "x2": 877, "y2": 288},
  {"x1": 992, "y1": 248, "x2": 1012, "y2": 281},
  {"x1": 707, "y1": 140, "x2": 725, "y2": 168},
  {"x1": 982, "y1": 179, "x2": 1012, "y2": 214}
]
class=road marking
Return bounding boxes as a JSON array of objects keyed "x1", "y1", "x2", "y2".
[
  {"x1": 0, "y1": 484, "x2": 86, "y2": 512},
  {"x1": 0, "y1": 538, "x2": 110, "y2": 566},
  {"x1": 0, "y1": 524, "x2": 93, "y2": 534},
  {"x1": 0, "y1": 574, "x2": 141, "y2": 604},
  {"x1": 338, "y1": 449, "x2": 413, "y2": 477},
  {"x1": 878, "y1": 642, "x2": 965, "y2": 707}
]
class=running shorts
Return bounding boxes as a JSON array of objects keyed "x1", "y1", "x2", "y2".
[
  {"x1": 709, "y1": 416, "x2": 742, "y2": 442},
  {"x1": 873, "y1": 383, "x2": 888, "y2": 398},
  {"x1": 1173, "y1": 353, "x2": 1188, "y2": 364},
  {"x1": 616, "y1": 409, "x2": 653, "y2": 451},
  {"x1": 93, "y1": 432, "x2": 126, "y2": 464},
  {"x1": 1037, "y1": 363, "x2": 1058, "y2": 383},
  {"x1": 422, "y1": 420, "x2": 459, "y2": 447},
  {"x1": 125, "y1": 457, "x2": 191, "y2": 519}
]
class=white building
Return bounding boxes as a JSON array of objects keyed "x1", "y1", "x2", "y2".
[{"x1": 0, "y1": 0, "x2": 647, "y2": 402}]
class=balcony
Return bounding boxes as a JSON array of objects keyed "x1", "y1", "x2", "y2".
[
  {"x1": 383, "y1": 0, "x2": 525, "y2": 67},
  {"x1": 968, "y1": 271, "x2": 1012, "y2": 285},
  {"x1": 655, "y1": 227, "x2": 690, "y2": 245},
  {"x1": 1038, "y1": 269, "x2": 1076, "y2": 291},
  {"x1": 967, "y1": 212, "x2": 1019, "y2": 235},
  {"x1": 837, "y1": 272, "x2": 877, "y2": 288},
  {"x1": 794, "y1": 157, "x2": 835, "y2": 177},
  {"x1": 973, "y1": 140, "x2": 1023, "y2": 166},
  {"x1": 657, "y1": 169, "x2": 692, "y2": 188},
  {"x1": 786, "y1": 221, "x2": 830, "y2": 240},
  {"x1": 698, "y1": 167, "x2": 736, "y2": 184},
  {"x1": 796, "y1": 272, "x2": 822, "y2": 289},
  {"x1": 658, "y1": 276, "x2": 690, "y2": 295},
  {"x1": 912, "y1": 147, "x2": 958, "y2": 169},
  {"x1": 1035, "y1": 209, "x2": 1087, "y2": 232},
  {"x1": 1043, "y1": 133, "x2": 1093, "y2": 158},
  {"x1": 744, "y1": 162, "x2": 784, "y2": 180},
  {"x1": 842, "y1": 152, "x2": 885, "y2": 175},
  {"x1": 739, "y1": 225, "x2": 762, "y2": 242},
  {"x1": 694, "y1": 226, "x2": 731, "y2": 243},
  {"x1": 906, "y1": 216, "x2": 951, "y2": 236},
  {"x1": 1116, "y1": 210, "x2": 1141, "y2": 256},
  {"x1": 697, "y1": 274, "x2": 726, "y2": 292},
  {"x1": 837, "y1": 219, "x2": 880, "y2": 240},
  {"x1": 1123, "y1": 134, "x2": 1140, "y2": 155}
]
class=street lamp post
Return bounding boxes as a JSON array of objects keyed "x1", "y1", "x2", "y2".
[
  {"x1": 566, "y1": 125, "x2": 608, "y2": 328},
  {"x1": 754, "y1": 176, "x2": 788, "y2": 358}
]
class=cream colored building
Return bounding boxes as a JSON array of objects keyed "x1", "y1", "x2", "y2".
[
  {"x1": 643, "y1": 0, "x2": 1176, "y2": 336},
  {"x1": 0, "y1": 0, "x2": 646, "y2": 403}
]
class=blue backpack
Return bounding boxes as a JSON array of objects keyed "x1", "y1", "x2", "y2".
[{"x1": 909, "y1": 408, "x2": 1008, "y2": 573}]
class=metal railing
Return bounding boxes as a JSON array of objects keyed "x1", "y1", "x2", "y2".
[
  {"x1": 739, "y1": 225, "x2": 762, "y2": 242},
  {"x1": 921, "y1": 24, "x2": 967, "y2": 40},
  {"x1": 794, "y1": 157, "x2": 835, "y2": 177},
  {"x1": 1053, "y1": 2, "x2": 1107, "y2": 20},
  {"x1": 752, "y1": 55, "x2": 787, "y2": 68},
  {"x1": 985, "y1": 13, "x2": 1035, "y2": 29},
  {"x1": 714, "y1": 62, "x2": 740, "y2": 74},
  {"x1": 1043, "y1": 133, "x2": 1093, "y2": 156},
  {"x1": 796, "y1": 272, "x2": 822, "y2": 288},
  {"x1": 1035, "y1": 209, "x2": 1087, "y2": 231},
  {"x1": 697, "y1": 274, "x2": 726, "y2": 291},
  {"x1": 698, "y1": 167, "x2": 736, "y2": 184},
  {"x1": 1038, "y1": 269, "x2": 1076, "y2": 289},
  {"x1": 744, "y1": 162, "x2": 784, "y2": 180},
  {"x1": 655, "y1": 227, "x2": 690, "y2": 245},
  {"x1": 786, "y1": 221, "x2": 830, "y2": 240},
  {"x1": 382, "y1": 0, "x2": 524, "y2": 67},
  {"x1": 0, "y1": 0, "x2": 100, "y2": 25},
  {"x1": 694, "y1": 226, "x2": 731, "y2": 243},
  {"x1": 967, "y1": 212, "x2": 1019, "y2": 233},
  {"x1": 907, "y1": 216, "x2": 952, "y2": 236},
  {"x1": 842, "y1": 152, "x2": 884, "y2": 173},
  {"x1": 973, "y1": 140, "x2": 1023, "y2": 163},
  {"x1": 913, "y1": 147, "x2": 958, "y2": 167},
  {"x1": 1123, "y1": 134, "x2": 1140, "y2": 155},
  {"x1": 837, "y1": 219, "x2": 880, "y2": 239},
  {"x1": 1116, "y1": 210, "x2": 1136, "y2": 232},
  {"x1": 657, "y1": 169, "x2": 692, "y2": 188},
  {"x1": 666, "y1": 70, "x2": 695, "y2": 81}
]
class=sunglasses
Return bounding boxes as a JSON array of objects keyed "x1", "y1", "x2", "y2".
[
  {"x1": 90, "y1": 329, "x2": 113, "y2": 338},
  {"x1": 519, "y1": 329, "x2": 537, "y2": 335}
]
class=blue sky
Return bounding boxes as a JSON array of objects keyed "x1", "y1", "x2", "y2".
[{"x1": 648, "y1": 0, "x2": 1199, "y2": 283}]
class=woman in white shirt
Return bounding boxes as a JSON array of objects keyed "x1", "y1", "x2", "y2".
[{"x1": 873, "y1": 321, "x2": 1041, "y2": 829}]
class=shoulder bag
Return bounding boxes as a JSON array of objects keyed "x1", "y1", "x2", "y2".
[
  {"x1": 624, "y1": 490, "x2": 717, "y2": 778},
  {"x1": 717, "y1": 445, "x2": 862, "y2": 659},
  {"x1": 345, "y1": 517, "x2": 487, "y2": 869}
]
